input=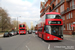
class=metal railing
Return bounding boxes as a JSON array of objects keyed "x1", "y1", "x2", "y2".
[
  {"x1": 61, "y1": 5, "x2": 75, "y2": 15},
  {"x1": 66, "y1": 0, "x2": 71, "y2": 2},
  {"x1": 50, "y1": 0, "x2": 65, "y2": 12}
]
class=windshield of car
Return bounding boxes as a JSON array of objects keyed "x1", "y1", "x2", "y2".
[
  {"x1": 10, "y1": 32, "x2": 14, "y2": 33},
  {"x1": 4, "y1": 32, "x2": 8, "y2": 34}
]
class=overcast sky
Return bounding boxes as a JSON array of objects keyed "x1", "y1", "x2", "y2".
[{"x1": 0, "y1": 0, "x2": 44, "y2": 29}]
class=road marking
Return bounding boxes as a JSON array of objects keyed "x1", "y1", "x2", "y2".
[
  {"x1": 26, "y1": 45, "x2": 30, "y2": 50},
  {"x1": 48, "y1": 44, "x2": 50, "y2": 50}
]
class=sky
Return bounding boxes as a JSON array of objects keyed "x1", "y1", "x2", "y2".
[{"x1": 0, "y1": 0, "x2": 45, "y2": 29}]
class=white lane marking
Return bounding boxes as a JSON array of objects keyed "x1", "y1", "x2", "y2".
[
  {"x1": 26, "y1": 45, "x2": 30, "y2": 50},
  {"x1": 48, "y1": 44, "x2": 50, "y2": 50}
]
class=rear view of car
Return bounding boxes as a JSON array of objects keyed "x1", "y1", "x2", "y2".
[
  {"x1": 32, "y1": 30, "x2": 35, "y2": 33},
  {"x1": 3, "y1": 32, "x2": 12, "y2": 37},
  {"x1": 14, "y1": 31, "x2": 18, "y2": 35},
  {"x1": 10, "y1": 32, "x2": 15, "y2": 36},
  {"x1": 35, "y1": 31, "x2": 38, "y2": 35},
  {"x1": 28, "y1": 30, "x2": 32, "y2": 34}
]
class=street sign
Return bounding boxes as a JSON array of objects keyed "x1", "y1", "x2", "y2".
[{"x1": 71, "y1": 25, "x2": 75, "y2": 27}]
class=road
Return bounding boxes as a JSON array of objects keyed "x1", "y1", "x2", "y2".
[{"x1": 0, "y1": 33, "x2": 75, "y2": 50}]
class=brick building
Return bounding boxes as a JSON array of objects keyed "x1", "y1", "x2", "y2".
[{"x1": 40, "y1": 0, "x2": 75, "y2": 35}]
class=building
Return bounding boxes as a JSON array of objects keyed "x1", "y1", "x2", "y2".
[
  {"x1": 30, "y1": 22, "x2": 34, "y2": 30},
  {"x1": 22, "y1": 22, "x2": 29, "y2": 31},
  {"x1": 40, "y1": 0, "x2": 75, "y2": 35}
]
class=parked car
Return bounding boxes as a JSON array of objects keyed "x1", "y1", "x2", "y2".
[
  {"x1": 28, "y1": 30, "x2": 32, "y2": 34},
  {"x1": 15, "y1": 31, "x2": 19, "y2": 35},
  {"x1": 32, "y1": 30, "x2": 35, "y2": 33},
  {"x1": 9, "y1": 31, "x2": 15, "y2": 36},
  {"x1": 35, "y1": 30, "x2": 38, "y2": 34},
  {"x1": 3, "y1": 32, "x2": 12, "y2": 37},
  {"x1": 14, "y1": 31, "x2": 17, "y2": 35}
]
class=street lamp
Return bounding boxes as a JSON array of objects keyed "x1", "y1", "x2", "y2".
[{"x1": 17, "y1": 16, "x2": 21, "y2": 31}]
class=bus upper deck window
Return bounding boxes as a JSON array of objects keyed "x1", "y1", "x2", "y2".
[{"x1": 55, "y1": 15, "x2": 61, "y2": 19}]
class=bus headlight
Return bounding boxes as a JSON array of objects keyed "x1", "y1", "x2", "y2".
[{"x1": 47, "y1": 36, "x2": 50, "y2": 39}]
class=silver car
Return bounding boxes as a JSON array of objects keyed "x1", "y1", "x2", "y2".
[{"x1": 10, "y1": 32, "x2": 15, "y2": 36}]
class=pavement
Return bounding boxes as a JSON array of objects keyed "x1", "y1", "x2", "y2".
[
  {"x1": 63, "y1": 34, "x2": 75, "y2": 38},
  {"x1": 0, "y1": 35, "x2": 3, "y2": 38},
  {"x1": 0, "y1": 33, "x2": 75, "y2": 50}
]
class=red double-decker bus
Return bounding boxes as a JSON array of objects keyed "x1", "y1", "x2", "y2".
[
  {"x1": 19, "y1": 24, "x2": 26, "y2": 35},
  {"x1": 38, "y1": 12, "x2": 63, "y2": 40}
]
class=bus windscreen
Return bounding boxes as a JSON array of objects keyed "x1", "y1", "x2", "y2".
[
  {"x1": 46, "y1": 14, "x2": 61, "y2": 19},
  {"x1": 20, "y1": 25, "x2": 25, "y2": 27}
]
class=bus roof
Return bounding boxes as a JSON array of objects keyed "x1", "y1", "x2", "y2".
[
  {"x1": 19, "y1": 24, "x2": 25, "y2": 25},
  {"x1": 45, "y1": 12, "x2": 61, "y2": 15}
]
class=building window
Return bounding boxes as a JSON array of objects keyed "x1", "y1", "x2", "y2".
[
  {"x1": 67, "y1": 24, "x2": 68, "y2": 30},
  {"x1": 52, "y1": 4, "x2": 54, "y2": 9},
  {"x1": 70, "y1": 1, "x2": 72, "y2": 8},
  {"x1": 66, "y1": 14, "x2": 68, "y2": 19},
  {"x1": 62, "y1": 16, "x2": 65, "y2": 20},
  {"x1": 71, "y1": 23, "x2": 73, "y2": 30},
  {"x1": 56, "y1": 9, "x2": 58, "y2": 12},
  {"x1": 71, "y1": 12, "x2": 73, "y2": 18},
  {"x1": 69, "y1": 13, "x2": 70, "y2": 19},
  {"x1": 69, "y1": 23, "x2": 71, "y2": 30},
  {"x1": 55, "y1": 0, "x2": 58, "y2": 5},
  {"x1": 72, "y1": 0, "x2": 74, "y2": 6},
  {"x1": 63, "y1": 24, "x2": 65, "y2": 30},
  {"x1": 60, "y1": 4, "x2": 64, "y2": 13}
]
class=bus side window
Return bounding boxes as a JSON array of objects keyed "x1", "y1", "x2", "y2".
[{"x1": 44, "y1": 26, "x2": 46, "y2": 30}]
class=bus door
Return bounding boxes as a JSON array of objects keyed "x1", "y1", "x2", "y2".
[
  {"x1": 44, "y1": 25, "x2": 52, "y2": 40},
  {"x1": 45, "y1": 25, "x2": 63, "y2": 40}
]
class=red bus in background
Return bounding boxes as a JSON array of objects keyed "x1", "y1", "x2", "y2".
[
  {"x1": 38, "y1": 12, "x2": 63, "y2": 40},
  {"x1": 19, "y1": 24, "x2": 26, "y2": 35}
]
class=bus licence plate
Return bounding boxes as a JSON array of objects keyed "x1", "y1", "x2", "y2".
[
  {"x1": 54, "y1": 38, "x2": 58, "y2": 40},
  {"x1": 21, "y1": 31, "x2": 24, "y2": 33}
]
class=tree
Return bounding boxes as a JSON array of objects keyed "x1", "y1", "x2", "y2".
[
  {"x1": 0, "y1": 7, "x2": 12, "y2": 31},
  {"x1": 11, "y1": 20, "x2": 21, "y2": 31}
]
